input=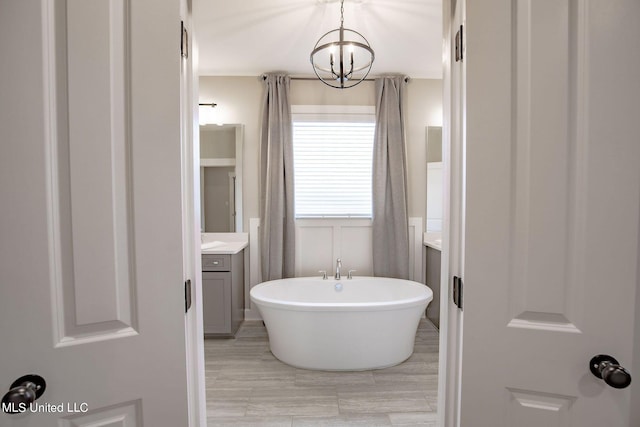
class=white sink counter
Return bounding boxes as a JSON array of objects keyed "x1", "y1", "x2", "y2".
[
  {"x1": 423, "y1": 232, "x2": 442, "y2": 251},
  {"x1": 201, "y1": 232, "x2": 248, "y2": 254}
]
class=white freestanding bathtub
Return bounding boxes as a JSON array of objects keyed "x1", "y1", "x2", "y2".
[{"x1": 250, "y1": 277, "x2": 433, "y2": 371}]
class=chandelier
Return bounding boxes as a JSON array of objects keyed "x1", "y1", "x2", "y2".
[{"x1": 310, "y1": 0, "x2": 375, "y2": 89}]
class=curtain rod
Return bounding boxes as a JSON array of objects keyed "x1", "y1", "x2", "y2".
[{"x1": 261, "y1": 75, "x2": 410, "y2": 83}]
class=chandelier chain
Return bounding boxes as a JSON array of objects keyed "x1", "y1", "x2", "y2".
[{"x1": 340, "y1": 0, "x2": 344, "y2": 27}]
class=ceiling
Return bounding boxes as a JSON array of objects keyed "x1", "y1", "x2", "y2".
[{"x1": 193, "y1": 0, "x2": 443, "y2": 79}]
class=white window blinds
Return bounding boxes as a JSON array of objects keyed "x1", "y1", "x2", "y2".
[{"x1": 292, "y1": 106, "x2": 375, "y2": 218}]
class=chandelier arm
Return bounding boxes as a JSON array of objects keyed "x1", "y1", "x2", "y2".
[
  {"x1": 312, "y1": 60, "x2": 373, "y2": 77},
  {"x1": 346, "y1": 50, "x2": 354, "y2": 78},
  {"x1": 329, "y1": 52, "x2": 338, "y2": 79},
  {"x1": 331, "y1": 65, "x2": 340, "y2": 80}
]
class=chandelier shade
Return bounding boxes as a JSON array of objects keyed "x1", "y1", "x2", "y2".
[{"x1": 310, "y1": 1, "x2": 375, "y2": 89}]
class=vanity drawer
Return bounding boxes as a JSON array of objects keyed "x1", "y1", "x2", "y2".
[{"x1": 202, "y1": 254, "x2": 230, "y2": 271}]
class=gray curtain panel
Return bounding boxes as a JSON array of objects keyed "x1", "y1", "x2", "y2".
[
  {"x1": 259, "y1": 74, "x2": 295, "y2": 281},
  {"x1": 372, "y1": 76, "x2": 410, "y2": 279}
]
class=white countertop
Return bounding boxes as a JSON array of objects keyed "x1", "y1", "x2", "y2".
[
  {"x1": 423, "y1": 232, "x2": 442, "y2": 251},
  {"x1": 201, "y1": 232, "x2": 249, "y2": 254}
]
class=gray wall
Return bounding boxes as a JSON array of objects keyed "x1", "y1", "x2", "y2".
[
  {"x1": 200, "y1": 127, "x2": 235, "y2": 159},
  {"x1": 198, "y1": 76, "x2": 443, "y2": 231},
  {"x1": 427, "y1": 126, "x2": 443, "y2": 162}
]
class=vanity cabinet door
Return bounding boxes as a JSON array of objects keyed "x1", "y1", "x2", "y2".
[
  {"x1": 425, "y1": 247, "x2": 441, "y2": 328},
  {"x1": 202, "y1": 272, "x2": 231, "y2": 335},
  {"x1": 230, "y1": 252, "x2": 245, "y2": 334}
]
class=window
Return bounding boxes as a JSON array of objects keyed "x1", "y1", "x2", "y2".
[{"x1": 292, "y1": 105, "x2": 375, "y2": 218}]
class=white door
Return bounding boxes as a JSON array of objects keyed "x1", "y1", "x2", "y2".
[
  {"x1": 457, "y1": 0, "x2": 640, "y2": 425},
  {"x1": 0, "y1": 1, "x2": 190, "y2": 426}
]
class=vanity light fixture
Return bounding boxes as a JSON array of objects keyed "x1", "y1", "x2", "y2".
[{"x1": 310, "y1": 0, "x2": 374, "y2": 89}]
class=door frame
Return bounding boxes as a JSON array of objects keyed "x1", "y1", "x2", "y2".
[
  {"x1": 437, "y1": 0, "x2": 454, "y2": 426},
  {"x1": 180, "y1": 1, "x2": 208, "y2": 426},
  {"x1": 438, "y1": 0, "x2": 466, "y2": 426},
  {"x1": 180, "y1": 2, "x2": 462, "y2": 426}
]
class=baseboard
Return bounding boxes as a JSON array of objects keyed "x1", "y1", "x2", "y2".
[{"x1": 244, "y1": 307, "x2": 262, "y2": 321}]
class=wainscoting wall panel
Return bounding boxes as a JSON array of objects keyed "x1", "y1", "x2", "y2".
[{"x1": 296, "y1": 219, "x2": 373, "y2": 277}]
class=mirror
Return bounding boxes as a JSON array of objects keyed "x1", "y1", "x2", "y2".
[
  {"x1": 200, "y1": 124, "x2": 243, "y2": 232},
  {"x1": 426, "y1": 126, "x2": 443, "y2": 233}
]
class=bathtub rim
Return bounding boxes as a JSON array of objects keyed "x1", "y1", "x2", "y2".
[{"x1": 250, "y1": 276, "x2": 433, "y2": 312}]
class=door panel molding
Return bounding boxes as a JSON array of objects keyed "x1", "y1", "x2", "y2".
[
  {"x1": 507, "y1": 388, "x2": 576, "y2": 427},
  {"x1": 59, "y1": 399, "x2": 141, "y2": 427},
  {"x1": 507, "y1": 0, "x2": 587, "y2": 333},
  {"x1": 45, "y1": 0, "x2": 138, "y2": 346}
]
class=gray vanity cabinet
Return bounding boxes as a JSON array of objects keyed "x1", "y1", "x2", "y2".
[{"x1": 202, "y1": 251, "x2": 244, "y2": 337}]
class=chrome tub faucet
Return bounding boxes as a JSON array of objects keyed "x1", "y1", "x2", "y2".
[{"x1": 335, "y1": 258, "x2": 342, "y2": 280}]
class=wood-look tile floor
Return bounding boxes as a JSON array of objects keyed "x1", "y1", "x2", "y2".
[{"x1": 205, "y1": 319, "x2": 439, "y2": 427}]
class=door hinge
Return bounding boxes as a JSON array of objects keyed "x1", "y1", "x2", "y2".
[
  {"x1": 455, "y1": 24, "x2": 464, "y2": 62},
  {"x1": 185, "y1": 279, "x2": 192, "y2": 313},
  {"x1": 180, "y1": 21, "x2": 189, "y2": 58},
  {"x1": 453, "y1": 276, "x2": 463, "y2": 310}
]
